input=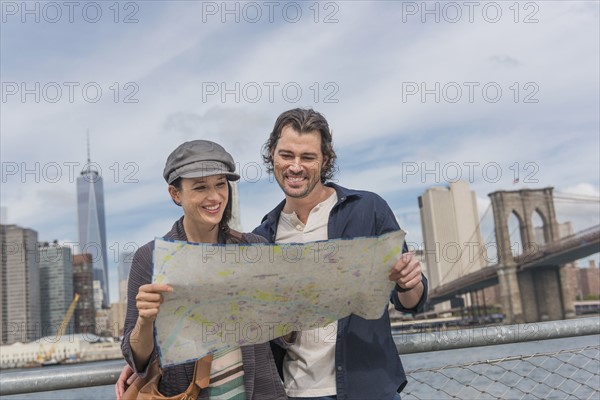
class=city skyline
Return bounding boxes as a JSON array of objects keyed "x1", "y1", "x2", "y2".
[{"x1": 1, "y1": 2, "x2": 598, "y2": 304}]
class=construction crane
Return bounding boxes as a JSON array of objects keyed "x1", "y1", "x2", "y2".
[
  {"x1": 56, "y1": 293, "x2": 80, "y2": 339},
  {"x1": 37, "y1": 293, "x2": 80, "y2": 365}
]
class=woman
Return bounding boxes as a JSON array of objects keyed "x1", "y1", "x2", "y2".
[{"x1": 119, "y1": 140, "x2": 286, "y2": 400}]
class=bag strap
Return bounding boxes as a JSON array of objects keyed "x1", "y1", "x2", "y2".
[{"x1": 193, "y1": 354, "x2": 214, "y2": 389}]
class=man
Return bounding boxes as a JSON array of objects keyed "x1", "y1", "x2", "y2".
[
  {"x1": 253, "y1": 108, "x2": 427, "y2": 400},
  {"x1": 115, "y1": 108, "x2": 427, "y2": 400}
]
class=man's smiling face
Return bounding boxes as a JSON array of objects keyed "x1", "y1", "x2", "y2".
[{"x1": 272, "y1": 125, "x2": 327, "y2": 199}]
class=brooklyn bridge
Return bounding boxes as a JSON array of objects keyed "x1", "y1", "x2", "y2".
[{"x1": 428, "y1": 187, "x2": 600, "y2": 324}]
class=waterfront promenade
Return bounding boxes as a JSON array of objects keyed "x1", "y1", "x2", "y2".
[{"x1": 1, "y1": 317, "x2": 598, "y2": 399}]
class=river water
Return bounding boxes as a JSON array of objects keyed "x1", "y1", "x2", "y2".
[{"x1": 2, "y1": 334, "x2": 599, "y2": 399}]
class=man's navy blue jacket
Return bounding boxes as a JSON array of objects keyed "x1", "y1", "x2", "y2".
[{"x1": 253, "y1": 183, "x2": 428, "y2": 400}]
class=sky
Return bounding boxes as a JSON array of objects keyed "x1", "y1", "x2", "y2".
[{"x1": 1, "y1": 0, "x2": 599, "y2": 304}]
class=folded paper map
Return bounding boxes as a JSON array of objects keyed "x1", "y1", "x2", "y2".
[{"x1": 153, "y1": 230, "x2": 405, "y2": 366}]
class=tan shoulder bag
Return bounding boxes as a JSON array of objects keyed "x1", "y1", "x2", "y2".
[{"x1": 123, "y1": 354, "x2": 213, "y2": 400}]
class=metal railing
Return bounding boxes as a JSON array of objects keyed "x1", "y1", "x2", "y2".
[
  {"x1": 396, "y1": 317, "x2": 600, "y2": 399},
  {"x1": 1, "y1": 317, "x2": 599, "y2": 397},
  {"x1": 0, "y1": 359, "x2": 123, "y2": 396},
  {"x1": 394, "y1": 316, "x2": 599, "y2": 354},
  {"x1": 403, "y1": 345, "x2": 599, "y2": 399}
]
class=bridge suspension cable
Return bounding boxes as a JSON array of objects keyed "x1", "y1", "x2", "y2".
[
  {"x1": 459, "y1": 218, "x2": 522, "y2": 278},
  {"x1": 554, "y1": 191, "x2": 600, "y2": 202},
  {"x1": 439, "y1": 203, "x2": 491, "y2": 285},
  {"x1": 543, "y1": 192, "x2": 600, "y2": 205}
]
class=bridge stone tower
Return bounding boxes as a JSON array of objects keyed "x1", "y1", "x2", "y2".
[{"x1": 488, "y1": 187, "x2": 574, "y2": 323}]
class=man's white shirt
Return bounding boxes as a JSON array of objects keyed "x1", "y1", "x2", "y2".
[{"x1": 276, "y1": 192, "x2": 338, "y2": 397}]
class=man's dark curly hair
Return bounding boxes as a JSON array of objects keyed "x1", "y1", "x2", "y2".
[{"x1": 261, "y1": 108, "x2": 337, "y2": 183}]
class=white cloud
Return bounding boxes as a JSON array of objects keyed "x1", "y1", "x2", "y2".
[{"x1": 562, "y1": 183, "x2": 600, "y2": 198}]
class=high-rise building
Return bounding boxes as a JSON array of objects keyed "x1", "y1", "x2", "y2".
[
  {"x1": 38, "y1": 241, "x2": 74, "y2": 337},
  {"x1": 0, "y1": 224, "x2": 41, "y2": 345},
  {"x1": 579, "y1": 259, "x2": 600, "y2": 299},
  {"x1": 230, "y1": 181, "x2": 242, "y2": 231},
  {"x1": 117, "y1": 251, "x2": 133, "y2": 304},
  {"x1": 72, "y1": 254, "x2": 96, "y2": 334},
  {"x1": 113, "y1": 252, "x2": 132, "y2": 338},
  {"x1": 92, "y1": 280, "x2": 104, "y2": 310},
  {"x1": 419, "y1": 181, "x2": 487, "y2": 290},
  {"x1": 76, "y1": 137, "x2": 109, "y2": 309},
  {"x1": 109, "y1": 301, "x2": 127, "y2": 337},
  {"x1": 535, "y1": 221, "x2": 574, "y2": 245},
  {"x1": 95, "y1": 308, "x2": 110, "y2": 336}
]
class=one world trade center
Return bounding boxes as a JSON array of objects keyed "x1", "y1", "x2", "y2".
[{"x1": 76, "y1": 139, "x2": 109, "y2": 309}]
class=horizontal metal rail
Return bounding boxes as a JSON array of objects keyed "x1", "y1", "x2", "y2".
[
  {"x1": 0, "y1": 359, "x2": 124, "y2": 396},
  {"x1": 1, "y1": 317, "x2": 599, "y2": 395},
  {"x1": 395, "y1": 316, "x2": 599, "y2": 354}
]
